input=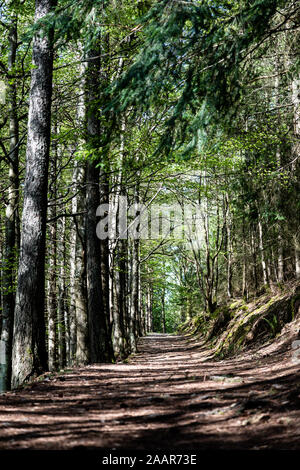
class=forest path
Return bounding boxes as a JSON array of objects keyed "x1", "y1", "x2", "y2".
[{"x1": 0, "y1": 333, "x2": 299, "y2": 450}]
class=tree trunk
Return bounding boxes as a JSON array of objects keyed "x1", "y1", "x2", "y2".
[
  {"x1": 85, "y1": 45, "x2": 113, "y2": 363},
  {"x1": 74, "y1": 165, "x2": 89, "y2": 365},
  {"x1": 47, "y1": 132, "x2": 58, "y2": 372},
  {"x1": 109, "y1": 191, "x2": 127, "y2": 358},
  {"x1": 86, "y1": 161, "x2": 111, "y2": 362},
  {"x1": 11, "y1": 0, "x2": 55, "y2": 389},
  {"x1": 161, "y1": 289, "x2": 166, "y2": 333},
  {"x1": 47, "y1": 203, "x2": 57, "y2": 371},
  {"x1": 291, "y1": 76, "x2": 300, "y2": 279},
  {"x1": 129, "y1": 180, "x2": 141, "y2": 351},
  {"x1": 274, "y1": 71, "x2": 284, "y2": 283},
  {"x1": 99, "y1": 169, "x2": 113, "y2": 356},
  {"x1": 250, "y1": 227, "x2": 258, "y2": 294},
  {"x1": 277, "y1": 232, "x2": 284, "y2": 282},
  {"x1": 119, "y1": 238, "x2": 130, "y2": 352},
  {"x1": 258, "y1": 218, "x2": 268, "y2": 286},
  {"x1": 242, "y1": 219, "x2": 248, "y2": 299},
  {"x1": 146, "y1": 286, "x2": 151, "y2": 333},
  {"x1": 57, "y1": 217, "x2": 67, "y2": 369},
  {"x1": 70, "y1": 59, "x2": 88, "y2": 365},
  {"x1": 129, "y1": 238, "x2": 139, "y2": 352},
  {"x1": 1, "y1": 16, "x2": 19, "y2": 391},
  {"x1": 146, "y1": 284, "x2": 153, "y2": 332},
  {"x1": 226, "y1": 205, "x2": 233, "y2": 299},
  {"x1": 294, "y1": 235, "x2": 300, "y2": 280},
  {"x1": 69, "y1": 161, "x2": 78, "y2": 364}
]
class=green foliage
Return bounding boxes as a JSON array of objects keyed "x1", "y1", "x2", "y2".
[{"x1": 111, "y1": 0, "x2": 288, "y2": 153}]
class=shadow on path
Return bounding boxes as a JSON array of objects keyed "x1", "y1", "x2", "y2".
[{"x1": 0, "y1": 333, "x2": 299, "y2": 450}]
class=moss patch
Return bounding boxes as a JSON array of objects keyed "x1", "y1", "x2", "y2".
[{"x1": 180, "y1": 283, "x2": 300, "y2": 359}]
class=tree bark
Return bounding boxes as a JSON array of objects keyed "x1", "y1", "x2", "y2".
[
  {"x1": 75, "y1": 165, "x2": 89, "y2": 365},
  {"x1": 258, "y1": 218, "x2": 268, "y2": 286},
  {"x1": 11, "y1": 0, "x2": 56, "y2": 389},
  {"x1": 161, "y1": 289, "x2": 166, "y2": 333},
  {"x1": 119, "y1": 237, "x2": 130, "y2": 352},
  {"x1": 99, "y1": 169, "x2": 113, "y2": 354},
  {"x1": 129, "y1": 239, "x2": 139, "y2": 352},
  {"x1": 1, "y1": 15, "x2": 19, "y2": 391},
  {"x1": 291, "y1": 76, "x2": 300, "y2": 279},
  {"x1": 226, "y1": 196, "x2": 233, "y2": 299},
  {"x1": 69, "y1": 58, "x2": 88, "y2": 365},
  {"x1": 250, "y1": 227, "x2": 258, "y2": 294},
  {"x1": 109, "y1": 189, "x2": 127, "y2": 358},
  {"x1": 47, "y1": 121, "x2": 58, "y2": 371},
  {"x1": 47, "y1": 177, "x2": 57, "y2": 371},
  {"x1": 242, "y1": 218, "x2": 248, "y2": 299},
  {"x1": 57, "y1": 217, "x2": 67, "y2": 369},
  {"x1": 146, "y1": 284, "x2": 153, "y2": 333},
  {"x1": 85, "y1": 45, "x2": 113, "y2": 363},
  {"x1": 69, "y1": 162, "x2": 78, "y2": 363},
  {"x1": 277, "y1": 231, "x2": 284, "y2": 282}
]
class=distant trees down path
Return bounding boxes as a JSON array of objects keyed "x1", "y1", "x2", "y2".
[{"x1": 0, "y1": 0, "x2": 299, "y2": 390}]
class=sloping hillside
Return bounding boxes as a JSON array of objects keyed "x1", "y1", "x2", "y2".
[{"x1": 180, "y1": 282, "x2": 300, "y2": 359}]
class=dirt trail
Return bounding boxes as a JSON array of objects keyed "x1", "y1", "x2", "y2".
[{"x1": 0, "y1": 333, "x2": 299, "y2": 450}]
